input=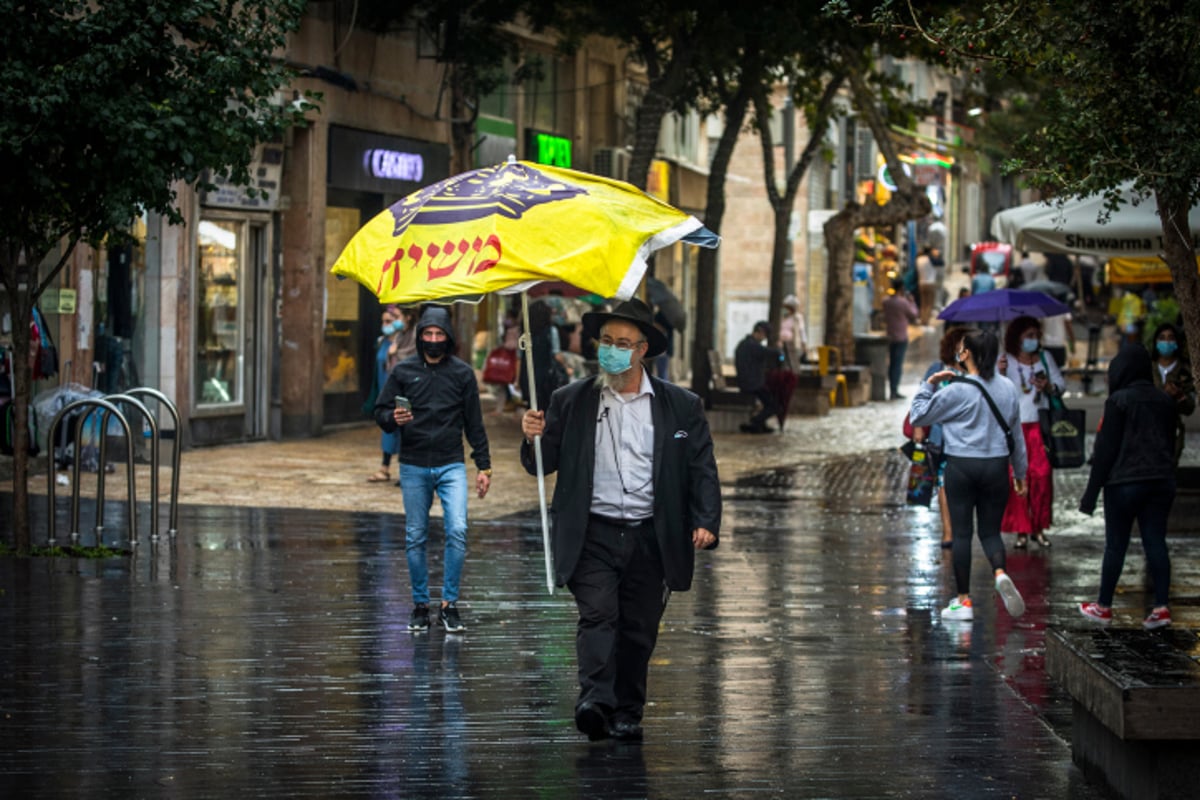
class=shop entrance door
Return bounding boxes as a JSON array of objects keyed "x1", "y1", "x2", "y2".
[{"x1": 193, "y1": 215, "x2": 272, "y2": 442}]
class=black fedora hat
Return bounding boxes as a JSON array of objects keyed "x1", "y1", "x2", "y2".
[{"x1": 581, "y1": 298, "x2": 668, "y2": 359}]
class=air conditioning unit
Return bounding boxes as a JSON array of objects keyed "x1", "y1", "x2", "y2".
[{"x1": 592, "y1": 147, "x2": 630, "y2": 181}]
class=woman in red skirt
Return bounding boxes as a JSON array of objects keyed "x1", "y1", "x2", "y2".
[{"x1": 998, "y1": 315, "x2": 1065, "y2": 548}]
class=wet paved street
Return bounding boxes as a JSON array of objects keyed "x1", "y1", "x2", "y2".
[
  {"x1": 4, "y1": 332, "x2": 1200, "y2": 798},
  {"x1": 5, "y1": 442, "x2": 1198, "y2": 798}
]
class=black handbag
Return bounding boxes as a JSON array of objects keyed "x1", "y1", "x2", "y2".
[{"x1": 1039, "y1": 395, "x2": 1086, "y2": 468}]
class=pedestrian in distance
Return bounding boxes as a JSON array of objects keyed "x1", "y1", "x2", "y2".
[
  {"x1": 519, "y1": 298, "x2": 721, "y2": 743},
  {"x1": 734, "y1": 320, "x2": 783, "y2": 433},
  {"x1": 916, "y1": 246, "x2": 937, "y2": 325},
  {"x1": 368, "y1": 305, "x2": 404, "y2": 484},
  {"x1": 997, "y1": 315, "x2": 1064, "y2": 549},
  {"x1": 909, "y1": 328, "x2": 1029, "y2": 623},
  {"x1": 374, "y1": 306, "x2": 492, "y2": 634},
  {"x1": 1148, "y1": 322, "x2": 1195, "y2": 465},
  {"x1": 914, "y1": 325, "x2": 971, "y2": 549},
  {"x1": 1078, "y1": 343, "x2": 1178, "y2": 630},
  {"x1": 882, "y1": 277, "x2": 920, "y2": 401}
]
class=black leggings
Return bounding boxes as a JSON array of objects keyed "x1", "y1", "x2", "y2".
[{"x1": 943, "y1": 454, "x2": 1010, "y2": 595}]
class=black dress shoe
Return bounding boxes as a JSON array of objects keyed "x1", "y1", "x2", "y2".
[
  {"x1": 608, "y1": 719, "x2": 644, "y2": 742},
  {"x1": 575, "y1": 702, "x2": 610, "y2": 741}
]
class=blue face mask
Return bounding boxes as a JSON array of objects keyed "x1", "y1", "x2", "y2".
[
  {"x1": 382, "y1": 321, "x2": 398, "y2": 336},
  {"x1": 597, "y1": 344, "x2": 635, "y2": 375},
  {"x1": 1157, "y1": 340, "x2": 1179, "y2": 356},
  {"x1": 1021, "y1": 337, "x2": 1040, "y2": 353}
]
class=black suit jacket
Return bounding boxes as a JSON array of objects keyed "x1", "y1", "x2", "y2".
[{"x1": 520, "y1": 373, "x2": 721, "y2": 591}]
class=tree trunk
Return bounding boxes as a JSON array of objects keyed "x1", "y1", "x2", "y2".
[
  {"x1": 4, "y1": 271, "x2": 34, "y2": 554},
  {"x1": 1157, "y1": 188, "x2": 1200, "y2": 381},
  {"x1": 690, "y1": 87, "x2": 751, "y2": 400},
  {"x1": 823, "y1": 207, "x2": 859, "y2": 358},
  {"x1": 823, "y1": 63, "x2": 932, "y2": 362},
  {"x1": 627, "y1": 86, "x2": 670, "y2": 192},
  {"x1": 768, "y1": 204, "x2": 791, "y2": 337},
  {"x1": 758, "y1": 76, "x2": 844, "y2": 338}
]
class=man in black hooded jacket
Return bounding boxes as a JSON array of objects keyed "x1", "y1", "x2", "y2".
[{"x1": 375, "y1": 306, "x2": 491, "y2": 633}]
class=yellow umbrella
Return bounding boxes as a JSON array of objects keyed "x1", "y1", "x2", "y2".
[
  {"x1": 332, "y1": 158, "x2": 717, "y2": 303},
  {"x1": 331, "y1": 157, "x2": 719, "y2": 592}
]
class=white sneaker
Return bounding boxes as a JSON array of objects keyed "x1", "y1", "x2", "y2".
[
  {"x1": 943, "y1": 598, "x2": 973, "y2": 621},
  {"x1": 995, "y1": 573, "x2": 1025, "y2": 617}
]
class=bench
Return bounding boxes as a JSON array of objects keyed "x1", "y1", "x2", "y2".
[{"x1": 1046, "y1": 627, "x2": 1200, "y2": 800}]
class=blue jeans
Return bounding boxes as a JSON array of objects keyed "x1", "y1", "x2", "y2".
[
  {"x1": 1099, "y1": 479, "x2": 1174, "y2": 608},
  {"x1": 399, "y1": 462, "x2": 469, "y2": 605}
]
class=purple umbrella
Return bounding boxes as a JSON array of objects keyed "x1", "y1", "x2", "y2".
[{"x1": 937, "y1": 288, "x2": 1071, "y2": 323}]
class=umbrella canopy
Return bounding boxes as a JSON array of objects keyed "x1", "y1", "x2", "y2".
[
  {"x1": 938, "y1": 289, "x2": 1071, "y2": 323},
  {"x1": 990, "y1": 182, "x2": 1200, "y2": 258},
  {"x1": 647, "y1": 277, "x2": 686, "y2": 331},
  {"x1": 331, "y1": 158, "x2": 717, "y2": 304}
]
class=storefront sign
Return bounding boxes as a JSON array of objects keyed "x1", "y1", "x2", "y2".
[
  {"x1": 203, "y1": 144, "x2": 284, "y2": 210},
  {"x1": 363, "y1": 148, "x2": 424, "y2": 182},
  {"x1": 40, "y1": 288, "x2": 77, "y2": 314},
  {"x1": 526, "y1": 129, "x2": 572, "y2": 168},
  {"x1": 328, "y1": 126, "x2": 449, "y2": 194}
]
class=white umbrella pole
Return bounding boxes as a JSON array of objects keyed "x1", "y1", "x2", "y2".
[{"x1": 521, "y1": 292, "x2": 555, "y2": 594}]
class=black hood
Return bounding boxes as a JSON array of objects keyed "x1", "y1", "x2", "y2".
[
  {"x1": 414, "y1": 306, "x2": 456, "y2": 358},
  {"x1": 1108, "y1": 341, "x2": 1152, "y2": 393}
]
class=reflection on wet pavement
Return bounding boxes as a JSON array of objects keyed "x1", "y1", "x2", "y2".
[{"x1": 5, "y1": 447, "x2": 1183, "y2": 798}]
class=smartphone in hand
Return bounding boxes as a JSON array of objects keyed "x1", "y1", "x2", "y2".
[{"x1": 395, "y1": 396, "x2": 411, "y2": 412}]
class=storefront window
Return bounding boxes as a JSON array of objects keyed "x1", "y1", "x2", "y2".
[
  {"x1": 324, "y1": 207, "x2": 363, "y2": 396},
  {"x1": 195, "y1": 220, "x2": 243, "y2": 407}
]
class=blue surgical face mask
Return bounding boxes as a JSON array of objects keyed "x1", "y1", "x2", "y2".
[
  {"x1": 597, "y1": 343, "x2": 635, "y2": 375},
  {"x1": 1157, "y1": 340, "x2": 1179, "y2": 356},
  {"x1": 382, "y1": 321, "x2": 399, "y2": 336},
  {"x1": 1021, "y1": 337, "x2": 1040, "y2": 353}
]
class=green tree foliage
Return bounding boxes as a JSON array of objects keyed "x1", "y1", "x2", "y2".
[
  {"x1": 533, "y1": 0, "x2": 737, "y2": 191},
  {"x1": 0, "y1": 0, "x2": 314, "y2": 553},
  {"x1": 870, "y1": 0, "x2": 1200, "y2": 375}
]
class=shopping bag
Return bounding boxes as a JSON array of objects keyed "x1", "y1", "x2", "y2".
[
  {"x1": 900, "y1": 440, "x2": 936, "y2": 507},
  {"x1": 482, "y1": 346, "x2": 518, "y2": 385},
  {"x1": 1039, "y1": 400, "x2": 1086, "y2": 468}
]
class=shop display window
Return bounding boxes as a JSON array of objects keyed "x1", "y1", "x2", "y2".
[{"x1": 195, "y1": 219, "x2": 243, "y2": 407}]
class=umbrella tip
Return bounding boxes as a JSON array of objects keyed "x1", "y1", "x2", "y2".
[{"x1": 506, "y1": 154, "x2": 516, "y2": 164}]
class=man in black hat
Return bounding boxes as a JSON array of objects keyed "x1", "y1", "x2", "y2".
[{"x1": 520, "y1": 297, "x2": 721, "y2": 743}]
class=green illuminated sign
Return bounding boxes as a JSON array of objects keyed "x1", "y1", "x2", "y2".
[{"x1": 527, "y1": 130, "x2": 572, "y2": 168}]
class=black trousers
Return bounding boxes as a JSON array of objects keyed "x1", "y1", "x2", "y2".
[
  {"x1": 943, "y1": 454, "x2": 1010, "y2": 595},
  {"x1": 567, "y1": 515, "x2": 669, "y2": 724},
  {"x1": 747, "y1": 387, "x2": 777, "y2": 428}
]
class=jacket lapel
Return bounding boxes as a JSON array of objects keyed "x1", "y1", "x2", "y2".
[
  {"x1": 579, "y1": 379, "x2": 601, "y2": 487},
  {"x1": 651, "y1": 377, "x2": 666, "y2": 486}
]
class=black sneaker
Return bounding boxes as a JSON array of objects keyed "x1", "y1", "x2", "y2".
[
  {"x1": 439, "y1": 603, "x2": 465, "y2": 632},
  {"x1": 408, "y1": 604, "x2": 430, "y2": 631}
]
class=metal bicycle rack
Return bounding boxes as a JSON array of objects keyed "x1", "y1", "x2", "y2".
[
  {"x1": 99, "y1": 395, "x2": 159, "y2": 541},
  {"x1": 47, "y1": 398, "x2": 137, "y2": 549},
  {"x1": 44, "y1": 387, "x2": 182, "y2": 549},
  {"x1": 123, "y1": 387, "x2": 181, "y2": 537}
]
